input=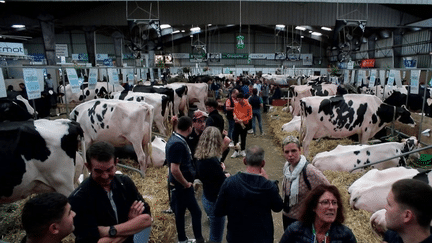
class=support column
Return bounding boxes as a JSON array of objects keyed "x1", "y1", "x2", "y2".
[
  {"x1": 393, "y1": 29, "x2": 403, "y2": 68},
  {"x1": 112, "y1": 31, "x2": 124, "y2": 67},
  {"x1": 84, "y1": 26, "x2": 96, "y2": 67},
  {"x1": 368, "y1": 34, "x2": 376, "y2": 59},
  {"x1": 38, "y1": 14, "x2": 56, "y2": 65}
]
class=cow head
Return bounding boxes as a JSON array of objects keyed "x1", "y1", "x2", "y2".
[{"x1": 396, "y1": 105, "x2": 416, "y2": 127}]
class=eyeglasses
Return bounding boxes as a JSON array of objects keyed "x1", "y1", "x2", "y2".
[{"x1": 318, "y1": 200, "x2": 338, "y2": 207}]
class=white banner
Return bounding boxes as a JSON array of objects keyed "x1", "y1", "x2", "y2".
[
  {"x1": 172, "y1": 53, "x2": 190, "y2": 59},
  {"x1": 344, "y1": 70, "x2": 349, "y2": 84},
  {"x1": 301, "y1": 54, "x2": 313, "y2": 66},
  {"x1": 350, "y1": 70, "x2": 356, "y2": 84},
  {"x1": 387, "y1": 70, "x2": 396, "y2": 87},
  {"x1": 369, "y1": 70, "x2": 377, "y2": 88},
  {"x1": 0, "y1": 42, "x2": 25, "y2": 56},
  {"x1": 66, "y1": 68, "x2": 81, "y2": 93},
  {"x1": 249, "y1": 53, "x2": 275, "y2": 60},
  {"x1": 0, "y1": 69, "x2": 6, "y2": 98},
  {"x1": 108, "y1": 68, "x2": 119, "y2": 85},
  {"x1": 23, "y1": 68, "x2": 41, "y2": 99},
  {"x1": 88, "y1": 68, "x2": 98, "y2": 89},
  {"x1": 96, "y1": 54, "x2": 109, "y2": 61},
  {"x1": 379, "y1": 70, "x2": 386, "y2": 86},
  {"x1": 410, "y1": 70, "x2": 421, "y2": 94},
  {"x1": 56, "y1": 44, "x2": 68, "y2": 57}
]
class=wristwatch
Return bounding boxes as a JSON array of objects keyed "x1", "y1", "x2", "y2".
[{"x1": 108, "y1": 225, "x2": 117, "y2": 237}]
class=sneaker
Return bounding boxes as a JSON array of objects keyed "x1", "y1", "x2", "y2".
[
  {"x1": 240, "y1": 150, "x2": 246, "y2": 157},
  {"x1": 247, "y1": 129, "x2": 254, "y2": 134},
  {"x1": 261, "y1": 132, "x2": 266, "y2": 136},
  {"x1": 162, "y1": 208, "x2": 173, "y2": 214},
  {"x1": 178, "y1": 239, "x2": 197, "y2": 243},
  {"x1": 228, "y1": 142, "x2": 234, "y2": 148},
  {"x1": 231, "y1": 151, "x2": 239, "y2": 158}
]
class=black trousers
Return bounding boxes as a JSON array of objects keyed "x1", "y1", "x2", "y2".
[{"x1": 233, "y1": 122, "x2": 249, "y2": 151}]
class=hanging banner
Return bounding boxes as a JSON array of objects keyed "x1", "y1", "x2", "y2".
[
  {"x1": 301, "y1": 54, "x2": 313, "y2": 66},
  {"x1": 66, "y1": 68, "x2": 81, "y2": 94},
  {"x1": 410, "y1": 70, "x2": 421, "y2": 94},
  {"x1": 344, "y1": 70, "x2": 349, "y2": 84},
  {"x1": 395, "y1": 70, "x2": 402, "y2": 87},
  {"x1": 221, "y1": 53, "x2": 248, "y2": 59},
  {"x1": 236, "y1": 35, "x2": 245, "y2": 49},
  {"x1": 369, "y1": 69, "x2": 377, "y2": 88},
  {"x1": 96, "y1": 54, "x2": 109, "y2": 61},
  {"x1": 357, "y1": 70, "x2": 366, "y2": 87},
  {"x1": 36, "y1": 69, "x2": 45, "y2": 91},
  {"x1": 107, "y1": 68, "x2": 119, "y2": 85},
  {"x1": 55, "y1": 44, "x2": 68, "y2": 57},
  {"x1": 0, "y1": 69, "x2": 6, "y2": 98},
  {"x1": 379, "y1": 70, "x2": 386, "y2": 86},
  {"x1": 23, "y1": 68, "x2": 42, "y2": 99},
  {"x1": 72, "y1": 53, "x2": 89, "y2": 61},
  {"x1": 403, "y1": 57, "x2": 417, "y2": 69},
  {"x1": 387, "y1": 70, "x2": 396, "y2": 87},
  {"x1": 88, "y1": 68, "x2": 98, "y2": 90},
  {"x1": 350, "y1": 70, "x2": 356, "y2": 84}
]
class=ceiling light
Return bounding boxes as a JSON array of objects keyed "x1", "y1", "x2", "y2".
[
  {"x1": 276, "y1": 25, "x2": 285, "y2": 30},
  {"x1": 172, "y1": 30, "x2": 180, "y2": 34},
  {"x1": 311, "y1": 32, "x2": 322, "y2": 36},
  {"x1": 190, "y1": 27, "x2": 200, "y2": 32},
  {"x1": 208, "y1": 24, "x2": 212, "y2": 27},
  {"x1": 321, "y1": 27, "x2": 332, "y2": 31},
  {"x1": 181, "y1": 30, "x2": 185, "y2": 33},
  {"x1": 308, "y1": 30, "x2": 312, "y2": 33},
  {"x1": 12, "y1": 24, "x2": 25, "y2": 28},
  {"x1": 226, "y1": 24, "x2": 235, "y2": 27},
  {"x1": 160, "y1": 24, "x2": 171, "y2": 29},
  {"x1": 295, "y1": 26, "x2": 306, "y2": 31},
  {"x1": 0, "y1": 1, "x2": 5, "y2": 3},
  {"x1": 301, "y1": 36, "x2": 304, "y2": 38}
]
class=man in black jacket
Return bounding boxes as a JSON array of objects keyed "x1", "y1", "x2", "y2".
[{"x1": 69, "y1": 142, "x2": 152, "y2": 243}]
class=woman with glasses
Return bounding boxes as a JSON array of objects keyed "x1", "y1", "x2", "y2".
[
  {"x1": 279, "y1": 184, "x2": 357, "y2": 243},
  {"x1": 195, "y1": 126, "x2": 230, "y2": 243}
]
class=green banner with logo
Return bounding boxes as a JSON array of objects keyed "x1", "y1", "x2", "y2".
[{"x1": 221, "y1": 53, "x2": 248, "y2": 59}]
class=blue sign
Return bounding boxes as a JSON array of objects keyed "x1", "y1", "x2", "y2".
[
  {"x1": 103, "y1": 58, "x2": 113, "y2": 66},
  {"x1": 29, "y1": 54, "x2": 46, "y2": 62},
  {"x1": 403, "y1": 59, "x2": 417, "y2": 69}
]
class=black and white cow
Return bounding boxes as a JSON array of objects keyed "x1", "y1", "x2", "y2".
[
  {"x1": 0, "y1": 119, "x2": 83, "y2": 203},
  {"x1": 348, "y1": 167, "x2": 432, "y2": 213},
  {"x1": 300, "y1": 94, "x2": 416, "y2": 156},
  {"x1": 290, "y1": 83, "x2": 338, "y2": 116},
  {"x1": 70, "y1": 99, "x2": 154, "y2": 174},
  {"x1": 112, "y1": 91, "x2": 172, "y2": 136},
  {"x1": 312, "y1": 136, "x2": 419, "y2": 172},
  {"x1": 60, "y1": 82, "x2": 124, "y2": 103},
  {"x1": 133, "y1": 84, "x2": 188, "y2": 116},
  {"x1": 0, "y1": 95, "x2": 35, "y2": 122}
]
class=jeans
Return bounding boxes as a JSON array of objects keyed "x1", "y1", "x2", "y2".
[
  {"x1": 202, "y1": 194, "x2": 225, "y2": 242},
  {"x1": 262, "y1": 96, "x2": 269, "y2": 113},
  {"x1": 228, "y1": 119, "x2": 235, "y2": 139},
  {"x1": 133, "y1": 226, "x2": 152, "y2": 243},
  {"x1": 252, "y1": 109, "x2": 263, "y2": 135},
  {"x1": 233, "y1": 123, "x2": 248, "y2": 151},
  {"x1": 171, "y1": 187, "x2": 203, "y2": 241}
]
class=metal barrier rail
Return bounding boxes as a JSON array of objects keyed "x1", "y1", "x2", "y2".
[
  {"x1": 117, "y1": 163, "x2": 145, "y2": 178},
  {"x1": 350, "y1": 143, "x2": 432, "y2": 172}
]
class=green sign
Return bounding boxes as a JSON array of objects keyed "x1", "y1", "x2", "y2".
[
  {"x1": 189, "y1": 53, "x2": 206, "y2": 59},
  {"x1": 222, "y1": 53, "x2": 248, "y2": 59},
  {"x1": 236, "y1": 35, "x2": 245, "y2": 49}
]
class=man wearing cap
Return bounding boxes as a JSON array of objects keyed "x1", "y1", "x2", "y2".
[{"x1": 187, "y1": 109, "x2": 208, "y2": 156}]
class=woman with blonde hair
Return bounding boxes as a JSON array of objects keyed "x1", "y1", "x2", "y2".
[{"x1": 195, "y1": 126, "x2": 229, "y2": 243}]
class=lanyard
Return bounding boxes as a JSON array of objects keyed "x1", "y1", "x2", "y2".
[
  {"x1": 173, "y1": 132, "x2": 192, "y2": 156},
  {"x1": 312, "y1": 224, "x2": 329, "y2": 243}
]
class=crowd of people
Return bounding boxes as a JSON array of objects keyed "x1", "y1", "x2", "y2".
[{"x1": 17, "y1": 75, "x2": 432, "y2": 243}]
